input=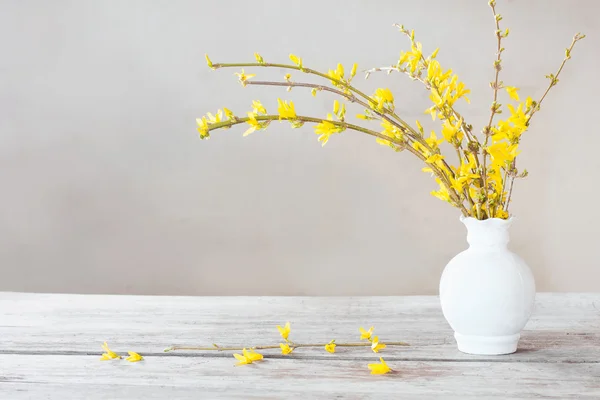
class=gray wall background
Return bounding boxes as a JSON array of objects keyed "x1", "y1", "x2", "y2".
[{"x1": 1, "y1": 0, "x2": 598, "y2": 295}]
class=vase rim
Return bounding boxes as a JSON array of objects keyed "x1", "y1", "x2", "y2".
[{"x1": 459, "y1": 215, "x2": 515, "y2": 225}]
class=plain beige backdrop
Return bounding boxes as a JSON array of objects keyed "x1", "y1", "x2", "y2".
[{"x1": 1, "y1": 0, "x2": 598, "y2": 295}]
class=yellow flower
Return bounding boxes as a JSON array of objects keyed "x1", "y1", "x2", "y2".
[
  {"x1": 491, "y1": 120, "x2": 513, "y2": 143},
  {"x1": 452, "y1": 154, "x2": 479, "y2": 189},
  {"x1": 205, "y1": 54, "x2": 214, "y2": 69},
  {"x1": 277, "y1": 322, "x2": 291, "y2": 340},
  {"x1": 359, "y1": 326, "x2": 374, "y2": 340},
  {"x1": 223, "y1": 107, "x2": 235, "y2": 120},
  {"x1": 100, "y1": 342, "x2": 121, "y2": 360},
  {"x1": 507, "y1": 103, "x2": 529, "y2": 131},
  {"x1": 280, "y1": 343, "x2": 294, "y2": 355},
  {"x1": 233, "y1": 348, "x2": 263, "y2": 366},
  {"x1": 376, "y1": 88, "x2": 394, "y2": 102},
  {"x1": 314, "y1": 120, "x2": 343, "y2": 146},
  {"x1": 206, "y1": 110, "x2": 223, "y2": 124},
  {"x1": 425, "y1": 154, "x2": 444, "y2": 164},
  {"x1": 380, "y1": 120, "x2": 403, "y2": 141},
  {"x1": 371, "y1": 88, "x2": 394, "y2": 111},
  {"x1": 327, "y1": 65, "x2": 346, "y2": 87},
  {"x1": 407, "y1": 41, "x2": 423, "y2": 73},
  {"x1": 254, "y1": 52, "x2": 265, "y2": 64},
  {"x1": 486, "y1": 165, "x2": 504, "y2": 192},
  {"x1": 425, "y1": 105, "x2": 438, "y2": 121},
  {"x1": 505, "y1": 86, "x2": 520, "y2": 101},
  {"x1": 399, "y1": 51, "x2": 410, "y2": 65},
  {"x1": 371, "y1": 336, "x2": 386, "y2": 353},
  {"x1": 244, "y1": 112, "x2": 269, "y2": 136},
  {"x1": 496, "y1": 209, "x2": 509, "y2": 219},
  {"x1": 324, "y1": 340, "x2": 336, "y2": 353},
  {"x1": 234, "y1": 69, "x2": 256, "y2": 86},
  {"x1": 350, "y1": 63, "x2": 358, "y2": 78},
  {"x1": 196, "y1": 117, "x2": 210, "y2": 139},
  {"x1": 487, "y1": 142, "x2": 519, "y2": 166},
  {"x1": 427, "y1": 59, "x2": 442, "y2": 83},
  {"x1": 125, "y1": 351, "x2": 143, "y2": 362},
  {"x1": 311, "y1": 88, "x2": 318, "y2": 97},
  {"x1": 415, "y1": 119, "x2": 424, "y2": 134},
  {"x1": 251, "y1": 100, "x2": 267, "y2": 115},
  {"x1": 525, "y1": 96, "x2": 533, "y2": 110},
  {"x1": 455, "y1": 81, "x2": 471, "y2": 103},
  {"x1": 277, "y1": 99, "x2": 296, "y2": 119},
  {"x1": 333, "y1": 100, "x2": 340, "y2": 115},
  {"x1": 431, "y1": 178, "x2": 451, "y2": 203},
  {"x1": 368, "y1": 357, "x2": 392, "y2": 375},
  {"x1": 425, "y1": 130, "x2": 444, "y2": 150},
  {"x1": 289, "y1": 54, "x2": 302, "y2": 68},
  {"x1": 284, "y1": 73, "x2": 292, "y2": 82},
  {"x1": 441, "y1": 119, "x2": 463, "y2": 144},
  {"x1": 412, "y1": 141, "x2": 427, "y2": 155},
  {"x1": 337, "y1": 103, "x2": 346, "y2": 120}
]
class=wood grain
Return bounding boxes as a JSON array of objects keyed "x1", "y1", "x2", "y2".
[
  {"x1": 1, "y1": 355, "x2": 599, "y2": 399},
  {"x1": 0, "y1": 293, "x2": 598, "y2": 361},
  {"x1": 0, "y1": 293, "x2": 599, "y2": 398}
]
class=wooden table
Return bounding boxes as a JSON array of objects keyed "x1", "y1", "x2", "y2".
[{"x1": 0, "y1": 293, "x2": 599, "y2": 399}]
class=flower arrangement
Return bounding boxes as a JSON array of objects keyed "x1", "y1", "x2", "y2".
[{"x1": 197, "y1": 1, "x2": 584, "y2": 220}]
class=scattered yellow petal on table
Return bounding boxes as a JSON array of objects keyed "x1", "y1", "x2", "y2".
[
  {"x1": 233, "y1": 348, "x2": 263, "y2": 366},
  {"x1": 371, "y1": 336, "x2": 387, "y2": 353},
  {"x1": 277, "y1": 322, "x2": 291, "y2": 340},
  {"x1": 368, "y1": 357, "x2": 392, "y2": 375},
  {"x1": 125, "y1": 351, "x2": 144, "y2": 362},
  {"x1": 100, "y1": 342, "x2": 121, "y2": 360},
  {"x1": 324, "y1": 340, "x2": 336, "y2": 353},
  {"x1": 280, "y1": 343, "x2": 294, "y2": 355},
  {"x1": 359, "y1": 326, "x2": 374, "y2": 340}
]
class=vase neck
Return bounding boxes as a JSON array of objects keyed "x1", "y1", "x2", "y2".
[{"x1": 461, "y1": 216, "x2": 513, "y2": 250}]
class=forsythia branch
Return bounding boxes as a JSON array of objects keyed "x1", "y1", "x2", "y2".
[
  {"x1": 163, "y1": 342, "x2": 409, "y2": 352},
  {"x1": 201, "y1": 2, "x2": 584, "y2": 220}
]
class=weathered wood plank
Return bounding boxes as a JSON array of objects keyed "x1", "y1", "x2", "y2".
[
  {"x1": 0, "y1": 355, "x2": 599, "y2": 399},
  {"x1": 0, "y1": 293, "x2": 598, "y2": 362}
]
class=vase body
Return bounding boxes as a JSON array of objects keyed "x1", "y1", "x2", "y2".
[{"x1": 439, "y1": 216, "x2": 535, "y2": 355}]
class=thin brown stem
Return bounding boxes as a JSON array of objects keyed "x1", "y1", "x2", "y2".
[
  {"x1": 504, "y1": 174, "x2": 515, "y2": 212},
  {"x1": 246, "y1": 79, "x2": 460, "y2": 185},
  {"x1": 165, "y1": 341, "x2": 410, "y2": 352},
  {"x1": 217, "y1": 61, "x2": 435, "y2": 164},
  {"x1": 213, "y1": 62, "x2": 373, "y2": 110},
  {"x1": 503, "y1": 33, "x2": 584, "y2": 213},
  {"x1": 207, "y1": 114, "x2": 388, "y2": 141},
  {"x1": 214, "y1": 58, "x2": 469, "y2": 214},
  {"x1": 481, "y1": 1, "x2": 504, "y2": 219},
  {"x1": 501, "y1": 168, "x2": 509, "y2": 197},
  {"x1": 392, "y1": 28, "x2": 481, "y2": 153},
  {"x1": 246, "y1": 81, "x2": 355, "y2": 101},
  {"x1": 485, "y1": 3, "x2": 503, "y2": 132},
  {"x1": 528, "y1": 33, "x2": 584, "y2": 123}
]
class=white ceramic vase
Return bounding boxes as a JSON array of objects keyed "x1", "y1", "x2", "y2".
[{"x1": 439, "y1": 216, "x2": 535, "y2": 355}]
